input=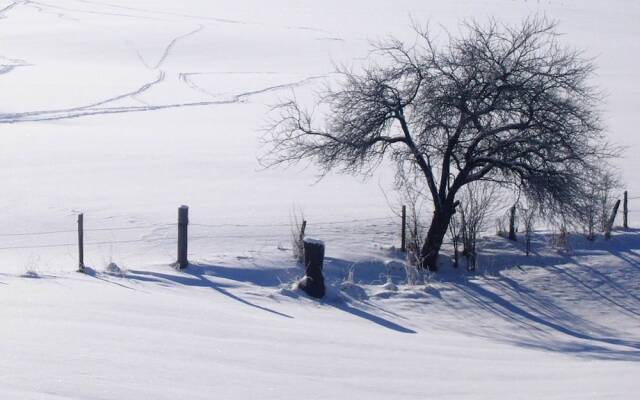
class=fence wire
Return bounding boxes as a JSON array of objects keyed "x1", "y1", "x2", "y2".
[
  {"x1": 1, "y1": 192, "x2": 636, "y2": 261},
  {"x1": 0, "y1": 216, "x2": 401, "y2": 254}
]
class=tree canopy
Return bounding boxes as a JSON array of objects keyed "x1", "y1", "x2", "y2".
[{"x1": 264, "y1": 17, "x2": 613, "y2": 269}]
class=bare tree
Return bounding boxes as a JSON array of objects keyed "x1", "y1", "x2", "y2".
[{"x1": 263, "y1": 17, "x2": 611, "y2": 271}]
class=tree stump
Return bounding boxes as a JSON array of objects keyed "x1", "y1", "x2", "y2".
[{"x1": 298, "y1": 239, "x2": 325, "y2": 299}]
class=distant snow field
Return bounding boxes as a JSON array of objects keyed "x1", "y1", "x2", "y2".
[{"x1": 0, "y1": 0, "x2": 639, "y2": 398}]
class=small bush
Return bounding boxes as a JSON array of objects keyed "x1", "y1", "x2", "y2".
[
  {"x1": 291, "y1": 210, "x2": 306, "y2": 263},
  {"x1": 457, "y1": 182, "x2": 499, "y2": 271}
]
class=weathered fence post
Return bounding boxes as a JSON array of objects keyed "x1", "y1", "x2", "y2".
[
  {"x1": 508, "y1": 205, "x2": 517, "y2": 241},
  {"x1": 77, "y1": 213, "x2": 84, "y2": 273},
  {"x1": 401, "y1": 205, "x2": 406, "y2": 252},
  {"x1": 299, "y1": 238, "x2": 325, "y2": 298},
  {"x1": 605, "y1": 199, "x2": 621, "y2": 240},
  {"x1": 623, "y1": 191, "x2": 628, "y2": 230},
  {"x1": 300, "y1": 220, "x2": 307, "y2": 241},
  {"x1": 177, "y1": 205, "x2": 189, "y2": 269}
]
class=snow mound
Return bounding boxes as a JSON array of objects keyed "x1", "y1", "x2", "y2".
[
  {"x1": 340, "y1": 281, "x2": 368, "y2": 300},
  {"x1": 20, "y1": 270, "x2": 40, "y2": 279},
  {"x1": 381, "y1": 279, "x2": 398, "y2": 292},
  {"x1": 104, "y1": 262, "x2": 124, "y2": 276}
]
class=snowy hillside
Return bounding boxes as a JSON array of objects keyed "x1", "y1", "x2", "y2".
[
  {"x1": 2, "y1": 231, "x2": 639, "y2": 399},
  {"x1": 0, "y1": 0, "x2": 639, "y2": 398}
]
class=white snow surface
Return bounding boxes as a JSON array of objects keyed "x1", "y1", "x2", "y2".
[{"x1": 0, "y1": 0, "x2": 639, "y2": 398}]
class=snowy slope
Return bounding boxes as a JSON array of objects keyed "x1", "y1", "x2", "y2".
[
  {"x1": 0, "y1": 0, "x2": 639, "y2": 398},
  {"x1": 1, "y1": 230, "x2": 639, "y2": 399}
]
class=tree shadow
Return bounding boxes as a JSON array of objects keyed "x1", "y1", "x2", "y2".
[
  {"x1": 439, "y1": 231, "x2": 640, "y2": 361},
  {"x1": 122, "y1": 260, "x2": 417, "y2": 333},
  {"x1": 280, "y1": 285, "x2": 416, "y2": 334},
  {"x1": 82, "y1": 266, "x2": 141, "y2": 291},
  {"x1": 452, "y1": 279, "x2": 640, "y2": 361},
  {"x1": 331, "y1": 301, "x2": 417, "y2": 334},
  {"x1": 125, "y1": 264, "x2": 294, "y2": 319}
]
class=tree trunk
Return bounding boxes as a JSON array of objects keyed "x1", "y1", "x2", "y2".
[
  {"x1": 508, "y1": 205, "x2": 517, "y2": 241},
  {"x1": 420, "y1": 205, "x2": 455, "y2": 272}
]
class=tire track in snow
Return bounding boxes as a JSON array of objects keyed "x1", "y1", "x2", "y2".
[
  {"x1": 0, "y1": 0, "x2": 25, "y2": 18},
  {"x1": 24, "y1": 1, "x2": 81, "y2": 21},
  {"x1": 179, "y1": 73, "x2": 323, "y2": 102},
  {"x1": 133, "y1": 24, "x2": 202, "y2": 104},
  {"x1": 178, "y1": 72, "x2": 218, "y2": 99},
  {"x1": 0, "y1": 76, "x2": 325, "y2": 123},
  {"x1": 44, "y1": 0, "x2": 336, "y2": 36},
  {"x1": 24, "y1": 0, "x2": 172, "y2": 22},
  {"x1": 74, "y1": 0, "x2": 249, "y2": 25},
  {"x1": 136, "y1": 25, "x2": 204, "y2": 70},
  {"x1": 0, "y1": 56, "x2": 30, "y2": 76},
  {"x1": 85, "y1": 70, "x2": 165, "y2": 108},
  {"x1": 0, "y1": 2, "x2": 32, "y2": 78},
  {"x1": 0, "y1": 70, "x2": 167, "y2": 123},
  {"x1": 231, "y1": 75, "x2": 324, "y2": 102}
]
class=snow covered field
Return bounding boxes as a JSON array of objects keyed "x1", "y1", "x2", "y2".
[
  {"x1": 2, "y1": 231, "x2": 640, "y2": 399},
  {"x1": 0, "y1": 0, "x2": 639, "y2": 398}
]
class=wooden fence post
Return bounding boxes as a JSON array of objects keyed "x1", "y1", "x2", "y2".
[
  {"x1": 77, "y1": 213, "x2": 84, "y2": 273},
  {"x1": 605, "y1": 199, "x2": 621, "y2": 240},
  {"x1": 300, "y1": 220, "x2": 307, "y2": 241},
  {"x1": 401, "y1": 205, "x2": 407, "y2": 252},
  {"x1": 623, "y1": 191, "x2": 628, "y2": 230},
  {"x1": 177, "y1": 205, "x2": 189, "y2": 269},
  {"x1": 299, "y1": 238, "x2": 326, "y2": 299}
]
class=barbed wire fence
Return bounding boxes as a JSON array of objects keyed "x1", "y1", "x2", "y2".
[
  {"x1": 0, "y1": 208, "x2": 403, "y2": 273},
  {"x1": 0, "y1": 189, "x2": 636, "y2": 274},
  {"x1": 625, "y1": 191, "x2": 640, "y2": 228}
]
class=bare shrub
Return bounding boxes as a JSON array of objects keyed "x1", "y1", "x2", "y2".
[
  {"x1": 518, "y1": 204, "x2": 537, "y2": 256},
  {"x1": 448, "y1": 211, "x2": 462, "y2": 269},
  {"x1": 496, "y1": 206, "x2": 518, "y2": 239},
  {"x1": 598, "y1": 171, "x2": 620, "y2": 232},
  {"x1": 578, "y1": 167, "x2": 621, "y2": 240},
  {"x1": 291, "y1": 209, "x2": 306, "y2": 263},
  {"x1": 583, "y1": 183, "x2": 599, "y2": 240},
  {"x1": 457, "y1": 182, "x2": 499, "y2": 271},
  {"x1": 389, "y1": 169, "x2": 429, "y2": 268},
  {"x1": 551, "y1": 225, "x2": 571, "y2": 252}
]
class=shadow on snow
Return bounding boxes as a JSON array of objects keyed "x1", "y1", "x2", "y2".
[
  {"x1": 84, "y1": 229, "x2": 640, "y2": 356},
  {"x1": 118, "y1": 261, "x2": 417, "y2": 334},
  {"x1": 440, "y1": 229, "x2": 640, "y2": 361}
]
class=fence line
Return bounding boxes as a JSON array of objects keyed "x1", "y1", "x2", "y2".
[
  {"x1": 85, "y1": 224, "x2": 174, "y2": 232},
  {"x1": 0, "y1": 214, "x2": 401, "y2": 254},
  {"x1": 190, "y1": 216, "x2": 395, "y2": 229},
  {"x1": 0, "y1": 236, "x2": 178, "y2": 252},
  {"x1": 0, "y1": 217, "x2": 395, "y2": 239},
  {"x1": 0, "y1": 223, "x2": 175, "y2": 238},
  {"x1": 1, "y1": 191, "x2": 636, "y2": 265},
  {"x1": 0, "y1": 229, "x2": 76, "y2": 237}
]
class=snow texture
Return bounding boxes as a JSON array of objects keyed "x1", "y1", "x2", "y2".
[{"x1": 0, "y1": 0, "x2": 639, "y2": 398}]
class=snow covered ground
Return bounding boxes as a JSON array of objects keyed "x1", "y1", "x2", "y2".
[
  {"x1": 1, "y1": 231, "x2": 639, "y2": 399},
  {"x1": 0, "y1": 0, "x2": 639, "y2": 398}
]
